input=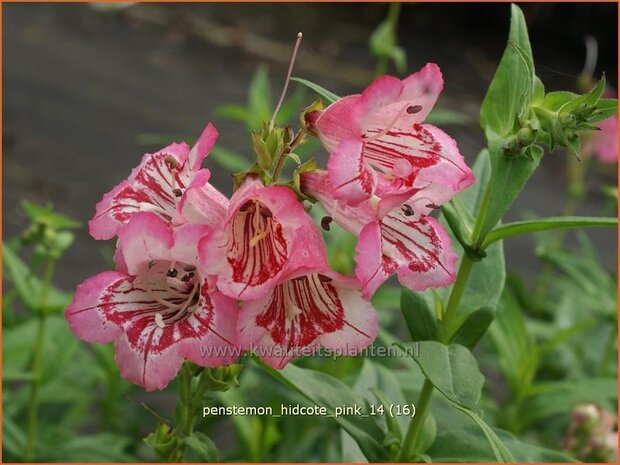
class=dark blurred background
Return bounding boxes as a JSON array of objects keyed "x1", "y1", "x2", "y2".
[{"x1": 3, "y1": 2, "x2": 618, "y2": 291}]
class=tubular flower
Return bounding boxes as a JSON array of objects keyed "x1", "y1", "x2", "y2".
[
  {"x1": 302, "y1": 171, "x2": 458, "y2": 298},
  {"x1": 309, "y1": 63, "x2": 473, "y2": 216},
  {"x1": 588, "y1": 115, "x2": 618, "y2": 164},
  {"x1": 89, "y1": 123, "x2": 224, "y2": 239},
  {"x1": 199, "y1": 175, "x2": 329, "y2": 301},
  {"x1": 66, "y1": 213, "x2": 238, "y2": 391},
  {"x1": 237, "y1": 269, "x2": 377, "y2": 369}
]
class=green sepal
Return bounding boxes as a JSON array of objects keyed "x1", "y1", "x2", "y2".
[
  {"x1": 285, "y1": 158, "x2": 318, "y2": 202},
  {"x1": 251, "y1": 130, "x2": 273, "y2": 170},
  {"x1": 232, "y1": 163, "x2": 271, "y2": 189},
  {"x1": 144, "y1": 422, "x2": 181, "y2": 460},
  {"x1": 299, "y1": 99, "x2": 324, "y2": 135}
]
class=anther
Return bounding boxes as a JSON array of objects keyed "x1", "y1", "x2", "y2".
[
  {"x1": 154, "y1": 312, "x2": 166, "y2": 329},
  {"x1": 240, "y1": 200, "x2": 255, "y2": 214},
  {"x1": 407, "y1": 105, "x2": 423, "y2": 114},
  {"x1": 181, "y1": 274, "x2": 192, "y2": 282},
  {"x1": 187, "y1": 272, "x2": 195, "y2": 279},
  {"x1": 172, "y1": 188, "x2": 183, "y2": 197},
  {"x1": 401, "y1": 204, "x2": 415, "y2": 216},
  {"x1": 259, "y1": 206, "x2": 272, "y2": 218},
  {"x1": 164, "y1": 155, "x2": 179, "y2": 169},
  {"x1": 183, "y1": 264, "x2": 196, "y2": 272},
  {"x1": 425, "y1": 203, "x2": 440, "y2": 210},
  {"x1": 304, "y1": 204, "x2": 313, "y2": 213},
  {"x1": 321, "y1": 216, "x2": 333, "y2": 231},
  {"x1": 167, "y1": 268, "x2": 178, "y2": 278}
]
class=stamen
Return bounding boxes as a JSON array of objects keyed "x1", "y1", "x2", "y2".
[
  {"x1": 365, "y1": 103, "x2": 411, "y2": 142},
  {"x1": 284, "y1": 285, "x2": 303, "y2": 320},
  {"x1": 425, "y1": 203, "x2": 440, "y2": 210},
  {"x1": 401, "y1": 204, "x2": 415, "y2": 216},
  {"x1": 321, "y1": 216, "x2": 333, "y2": 231},
  {"x1": 259, "y1": 206, "x2": 272, "y2": 218},
  {"x1": 181, "y1": 274, "x2": 192, "y2": 282},
  {"x1": 167, "y1": 268, "x2": 178, "y2": 278},
  {"x1": 138, "y1": 202, "x2": 170, "y2": 216},
  {"x1": 164, "y1": 155, "x2": 179, "y2": 169},
  {"x1": 172, "y1": 188, "x2": 183, "y2": 197},
  {"x1": 407, "y1": 105, "x2": 423, "y2": 114},
  {"x1": 183, "y1": 264, "x2": 196, "y2": 272},
  {"x1": 154, "y1": 312, "x2": 166, "y2": 329},
  {"x1": 249, "y1": 230, "x2": 269, "y2": 247}
]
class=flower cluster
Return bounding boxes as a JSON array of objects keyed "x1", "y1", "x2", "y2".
[{"x1": 66, "y1": 64, "x2": 473, "y2": 391}]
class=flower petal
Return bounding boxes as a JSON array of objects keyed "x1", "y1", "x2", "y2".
[
  {"x1": 203, "y1": 177, "x2": 328, "y2": 300},
  {"x1": 88, "y1": 142, "x2": 191, "y2": 240},
  {"x1": 356, "y1": 211, "x2": 457, "y2": 298},
  {"x1": 315, "y1": 95, "x2": 364, "y2": 151},
  {"x1": 238, "y1": 272, "x2": 376, "y2": 369},
  {"x1": 360, "y1": 64, "x2": 442, "y2": 134},
  {"x1": 179, "y1": 290, "x2": 240, "y2": 366},
  {"x1": 66, "y1": 271, "x2": 126, "y2": 343},
  {"x1": 176, "y1": 170, "x2": 229, "y2": 227},
  {"x1": 188, "y1": 123, "x2": 218, "y2": 171},
  {"x1": 117, "y1": 212, "x2": 174, "y2": 276},
  {"x1": 411, "y1": 124, "x2": 474, "y2": 193},
  {"x1": 327, "y1": 138, "x2": 376, "y2": 204}
]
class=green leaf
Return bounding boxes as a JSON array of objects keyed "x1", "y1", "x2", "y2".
[
  {"x1": 428, "y1": 424, "x2": 574, "y2": 462},
  {"x1": 426, "y1": 108, "x2": 472, "y2": 126},
  {"x1": 460, "y1": 240, "x2": 505, "y2": 315},
  {"x1": 184, "y1": 432, "x2": 219, "y2": 462},
  {"x1": 3, "y1": 314, "x2": 79, "y2": 383},
  {"x1": 476, "y1": 130, "x2": 544, "y2": 241},
  {"x1": 452, "y1": 405, "x2": 516, "y2": 462},
  {"x1": 258, "y1": 359, "x2": 389, "y2": 461},
  {"x1": 42, "y1": 433, "x2": 135, "y2": 462},
  {"x1": 369, "y1": 19, "x2": 396, "y2": 58},
  {"x1": 215, "y1": 104, "x2": 249, "y2": 123},
  {"x1": 480, "y1": 4, "x2": 534, "y2": 137},
  {"x1": 247, "y1": 65, "x2": 273, "y2": 130},
  {"x1": 291, "y1": 77, "x2": 340, "y2": 104},
  {"x1": 2, "y1": 414, "x2": 25, "y2": 460},
  {"x1": 209, "y1": 147, "x2": 250, "y2": 172},
  {"x1": 488, "y1": 288, "x2": 537, "y2": 396},
  {"x1": 2, "y1": 242, "x2": 73, "y2": 314},
  {"x1": 591, "y1": 98, "x2": 618, "y2": 122},
  {"x1": 521, "y1": 378, "x2": 617, "y2": 426},
  {"x1": 22, "y1": 201, "x2": 81, "y2": 230},
  {"x1": 404, "y1": 341, "x2": 484, "y2": 410},
  {"x1": 451, "y1": 307, "x2": 494, "y2": 349},
  {"x1": 482, "y1": 216, "x2": 617, "y2": 248},
  {"x1": 400, "y1": 289, "x2": 439, "y2": 342}
]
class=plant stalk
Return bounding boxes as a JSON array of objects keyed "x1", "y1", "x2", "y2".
[
  {"x1": 397, "y1": 379, "x2": 434, "y2": 461},
  {"x1": 23, "y1": 258, "x2": 56, "y2": 462}
]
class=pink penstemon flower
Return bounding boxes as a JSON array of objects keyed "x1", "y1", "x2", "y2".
[
  {"x1": 236, "y1": 256, "x2": 377, "y2": 369},
  {"x1": 89, "y1": 123, "x2": 227, "y2": 239},
  {"x1": 199, "y1": 175, "x2": 329, "y2": 301},
  {"x1": 66, "y1": 213, "x2": 238, "y2": 391},
  {"x1": 308, "y1": 63, "x2": 474, "y2": 217},
  {"x1": 302, "y1": 170, "x2": 458, "y2": 298}
]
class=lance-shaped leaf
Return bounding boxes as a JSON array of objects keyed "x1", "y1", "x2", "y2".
[{"x1": 258, "y1": 359, "x2": 390, "y2": 462}]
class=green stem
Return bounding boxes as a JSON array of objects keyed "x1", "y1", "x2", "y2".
[
  {"x1": 271, "y1": 130, "x2": 305, "y2": 183},
  {"x1": 397, "y1": 379, "x2": 434, "y2": 461},
  {"x1": 374, "y1": 3, "x2": 401, "y2": 77},
  {"x1": 599, "y1": 326, "x2": 617, "y2": 377},
  {"x1": 440, "y1": 256, "x2": 475, "y2": 342},
  {"x1": 23, "y1": 258, "x2": 56, "y2": 462}
]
